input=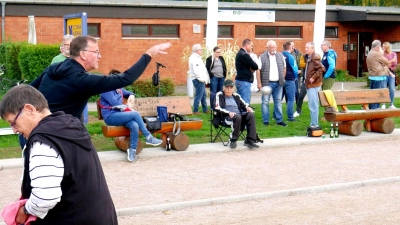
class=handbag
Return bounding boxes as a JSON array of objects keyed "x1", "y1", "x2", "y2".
[
  {"x1": 306, "y1": 126, "x2": 324, "y2": 137},
  {"x1": 143, "y1": 116, "x2": 161, "y2": 133},
  {"x1": 157, "y1": 106, "x2": 168, "y2": 122}
]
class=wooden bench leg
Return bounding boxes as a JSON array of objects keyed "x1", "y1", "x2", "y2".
[
  {"x1": 114, "y1": 136, "x2": 143, "y2": 154},
  {"x1": 366, "y1": 118, "x2": 395, "y2": 134},
  {"x1": 339, "y1": 121, "x2": 363, "y2": 136}
]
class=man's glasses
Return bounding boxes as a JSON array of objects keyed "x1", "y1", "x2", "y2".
[
  {"x1": 10, "y1": 108, "x2": 23, "y2": 128},
  {"x1": 82, "y1": 50, "x2": 101, "y2": 58}
]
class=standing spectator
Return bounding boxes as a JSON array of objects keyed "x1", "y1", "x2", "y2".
[
  {"x1": 366, "y1": 40, "x2": 391, "y2": 109},
  {"x1": 235, "y1": 39, "x2": 259, "y2": 104},
  {"x1": 321, "y1": 40, "x2": 337, "y2": 90},
  {"x1": 382, "y1": 42, "x2": 397, "y2": 109},
  {"x1": 206, "y1": 46, "x2": 227, "y2": 95},
  {"x1": 304, "y1": 42, "x2": 326, "y2": 128},
  {"x1": 291, "y1": 41, "x2": 307, "y2": 118},
  {"x1": 30, "y1": 36, "x2": 171, "y2": 119},
  {"x1": 257, "y1": 40, "x2": 287, "y2": 127},
  {"x1": 100, "y1": 69, "x2": 163, "y2": 162},
  {"x1": 282, "y1": 41, "x2": 298, "y2": 122},
  {"x1": 188, "y1": 44, "x2": 209, "y2": 115},
  {"x1": 0, "y1": 85, "x2": 117, "y2": 225},
  {"x1": 249, "y1": 47, "x2": 260, "y2": 92},
  {"x1": 50, "y1": 35, "x2": 74, "y2": 64}
]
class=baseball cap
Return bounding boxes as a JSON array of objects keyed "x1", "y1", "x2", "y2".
[{"x1": 224, "y1": 79, "x2": 234, "y2": 87}]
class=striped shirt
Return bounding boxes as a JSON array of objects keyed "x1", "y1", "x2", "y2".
[{"x1": 24, "y1": 141, "x2": 64, "y2": 219}]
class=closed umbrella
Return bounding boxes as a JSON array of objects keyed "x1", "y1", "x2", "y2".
[{"x1": 28, "y1": 15, "x2": 36, "y2": 44}]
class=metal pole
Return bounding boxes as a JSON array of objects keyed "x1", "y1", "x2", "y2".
[{"x1": 1, "y1": 2, "x2": 5, "y2": 43}]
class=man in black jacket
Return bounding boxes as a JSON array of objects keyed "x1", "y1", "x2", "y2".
[
  {"x1": 213, "y1": 79, "x2": 260, "y2": 149},
  {"x1": 235, "y1": 39, "x2": 259, "y2": 104},
  {"x1": 0, "y1": 85, "x2": 118, "y2": 225},
  {"x1": 31, "y1": 36, "x2": 171, "y2": 120}
]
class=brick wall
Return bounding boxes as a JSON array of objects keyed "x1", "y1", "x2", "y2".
[{"x1": 2, "y1": 16, "x2": 400, "y2": 84}]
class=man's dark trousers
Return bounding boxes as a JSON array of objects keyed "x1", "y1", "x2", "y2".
[{"x1": 225, "y1": 112, "x2": 257, "y2": 141}]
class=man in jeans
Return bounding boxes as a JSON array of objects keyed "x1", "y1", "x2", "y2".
[
  {"x1": 282, "y1": 41, "x2": 298, "y2": 122},
  {"x1": 304, "y1": 42, "x2": 326, "y2": 127},
  {"x1": 257, "y1": 40, "x2": 287, "y2": 127},
  {"x1": 235, "y1": 39, "x2": 259, "y2": 104},
  {"x1": 366, "y1": 40, "x2": 391, "y2": 109}
]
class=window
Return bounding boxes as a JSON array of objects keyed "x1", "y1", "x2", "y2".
[
  {"x1": 325, "y1": 27, "x2": 338, "y2": 38},
  {"x1": 88, "y1": 23, "x2": 100, "y2": 38},
  {"x1": 255, "y1": 26, "x2": 302, "y2": 38},
  {"x1": 122, "y1": 24, "x2": 179, "y2": 38},
  {"x1": 204, "y1": 25, "x2": 233, "y2": 38}
]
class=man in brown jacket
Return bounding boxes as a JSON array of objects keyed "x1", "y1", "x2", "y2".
[
  {"x1": 304, "y1": 42, "x2": 326, "y2": 127},
  {"x1": 366, "y1": 40, "x2": 391, "y2": 109}
]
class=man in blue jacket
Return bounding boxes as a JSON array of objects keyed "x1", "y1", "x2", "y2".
[
  {"x1": 282, "y1": 41, "x2": 298, "y2": 122},
  {"x1": 321, "y1": 40, "x2": 337, "y2": 90},
  {"x1": 235, "y1": 39, "x2": 259, "y2": 104}
]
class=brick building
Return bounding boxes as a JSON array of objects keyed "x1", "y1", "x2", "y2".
[{"x1": 1, "y1": 1, "x2": 400, "y2": 84}]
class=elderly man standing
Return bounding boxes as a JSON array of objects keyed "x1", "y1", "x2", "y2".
[
  {"x1": 235, "y1": 39, "x2": 259, "y2": 104},
  {"x1": 0, "y1": 85, "x2": 117, "y2": 225},
  {"x1": 50, "y1": 34, "x2": 74, "y2": 64},
  {"x1": 257, "y1": 40, "x2": 287, "y2": 127},
  {"x1": 304, "y1": 42, "x2": 326, "y2": 128},
  {"x1": 321, "y1": 40, "x2": 337, "y2": 90},
  {"x1": 366, "y1": 40, "x2": 391, "y2": 109},
  {"x1": 188, "y1": 44, "x2": 209, "y2": 115}
]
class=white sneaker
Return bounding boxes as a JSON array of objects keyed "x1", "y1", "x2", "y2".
[
  {"x1": 389, "y1": 105, "x2": 397, "y2": 109},
  {"x1": 381, "y1": 104, "x2": 386, "y2": 109},
  {"x1": 293, "y1": 111, "x2": 300, "y2": 117}
]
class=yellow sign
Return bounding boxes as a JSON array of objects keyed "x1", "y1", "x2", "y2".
[{"x1": 66, "y1": 18, "x2": 82, "y2": 36}]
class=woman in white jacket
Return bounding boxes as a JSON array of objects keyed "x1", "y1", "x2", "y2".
[{"x1": 188, "y1": 44, "x2": 210, "y2": 114}]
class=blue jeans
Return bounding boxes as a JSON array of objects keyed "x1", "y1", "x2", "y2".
[
  {"x1": 210, "y1": 76, "x2": 225, "y2": 93},
  {"x1": 369, "y1": 79, "x2": 387, "y2": 109},
  {"x1": 306, "y1": 86, "x2": 321, "y2": 126},
  {"x1": 192, "y1": 79, "x2": 208, "y2": 113},
  {"x1": 261, "y1": 82, "x2": 283, "y2": 123},
  {"x1": 105, "y1": 111, "x2": 151, "y2": 150},
  {"x1": 283, "y1": 80, "x2": 296, "y2": 121},
  {"x1": 235, "y1": 80, "x2": 251, "y2": 104},
  {"x1": 386, "y1": 75, "x2": 395, "y2": 105}
]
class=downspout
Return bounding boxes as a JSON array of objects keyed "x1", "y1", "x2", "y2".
[{"x1": 1, "y1": 1, "x2": 5, "y2": 43}]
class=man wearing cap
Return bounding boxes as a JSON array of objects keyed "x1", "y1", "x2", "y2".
[{"x1": 212, "y1": 79, "x2": 260, "y2": 149}]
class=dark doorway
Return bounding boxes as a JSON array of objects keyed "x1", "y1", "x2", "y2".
[{"x1": 347, "y1": 32, "x2": 374, "y2": 78}]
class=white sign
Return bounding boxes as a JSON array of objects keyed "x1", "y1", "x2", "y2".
[{"x1": 218, "y1": 10, "x2": 275, "y2": 23}]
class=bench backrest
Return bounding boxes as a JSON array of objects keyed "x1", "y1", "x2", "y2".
[
  {"x1": 97, "y1": 96, "x2": 192, "y2": 120},
  {"x1": 319, "y1": 89, "x2": 390, "y2": 107}
]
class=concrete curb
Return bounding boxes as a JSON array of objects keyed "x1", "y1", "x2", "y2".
[
  {"x1": 1, "y1": 129, "x2": 400, "y2": 170},
  {"x1": 115, "y1": 176, "x2": 400, "y2": 217}
]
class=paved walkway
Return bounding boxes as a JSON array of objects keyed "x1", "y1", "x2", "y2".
[{"x1": 1, "y1": 129, "x2": 400, "y2": 224}]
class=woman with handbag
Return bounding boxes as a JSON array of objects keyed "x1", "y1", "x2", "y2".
[
  {"x1": 99, "y1": 70, "x2": 162, "y2": 162},
  {"x1": 382, "y1": 42, "x2": 398, "y2": 109}
]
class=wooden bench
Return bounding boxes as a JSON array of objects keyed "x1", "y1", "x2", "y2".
[
  {"x1": 96, "y1": 96, "x2": 203, "y2": 153},
  {"x1": 318, "y1": 88, "x2": 400, "y2": 136}
]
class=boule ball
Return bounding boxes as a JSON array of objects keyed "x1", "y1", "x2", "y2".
[{"x1": 261, "y1": 86, "x2": 272, "y2": 95}]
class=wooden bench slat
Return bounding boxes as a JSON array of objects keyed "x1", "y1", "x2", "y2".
[
  {"x1": 101, "y1": 120, "x2": 203, "y2": 138},
  {"x1": 133, "y1": 96, "x2": 193, "y2": 117},
  {"x1": 325, "y1": 109, "x2": 400, "y2": 122},
  {"x1": 319, "y1": 89, "x2": 390, "y2": 107}
]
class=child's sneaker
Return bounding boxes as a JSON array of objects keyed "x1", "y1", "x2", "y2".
[{"x1": 146, "y1": 136, "x2": 163, "y2": 146}]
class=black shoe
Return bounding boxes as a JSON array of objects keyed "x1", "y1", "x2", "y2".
[
  {"x1": 277, "y1": 121, "x2": 288, "y2": 127},
  {"x1": 244, "y1": 139, "x2": 259, "y2": 148},
  {"x1": 263, "y1": 122, "x2": 269, "y2": 126},
  {"x1": 230, "y1": 141, "x2": 237, "y2": 149}
]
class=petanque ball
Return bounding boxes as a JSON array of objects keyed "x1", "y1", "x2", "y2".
[{"x1": 261, "y1": 86, "x2": 272, "y2": 95}]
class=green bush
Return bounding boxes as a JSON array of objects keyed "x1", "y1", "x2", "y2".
[
  {"x1": 5, "y1": 42, "x2": 29, "y2": 80},
  {"x1": 335, "y1": 69, "x2": 357, "y2": 82},
  {"x1": 0, "y1": 42, "x2": 11, "y2": 66},
  {"x1": 130, "y1": 78, "x2": 174, "y2": 97},
  {"x1": 18, "y1": 44, "x2": 59, "y2": 82}
]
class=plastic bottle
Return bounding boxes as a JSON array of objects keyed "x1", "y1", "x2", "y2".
[
  {"x1": 330, "y1": 123, "x2": 334, "y2": 138},
  {"x1": 335, "y1": 122, "x2": 339, "y2": 138}
]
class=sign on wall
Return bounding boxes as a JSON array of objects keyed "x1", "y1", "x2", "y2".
[
  {"x1": 218, "y1": 10, "x2": 275, "y2": 23},
  {"x1": 63, "y1": 12, "x2": 88, "y2": 36}
]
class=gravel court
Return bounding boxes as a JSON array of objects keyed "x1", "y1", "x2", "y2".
[
  {"x1": 117, "y1": 182, "x2": 400, "y2": 225},
  {"x1": 1, "y1": 136, "x2": 400, "y2": 224}
]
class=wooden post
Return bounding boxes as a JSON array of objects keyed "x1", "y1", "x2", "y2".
[
  {"x1": 114, "y1": 136, "x2": 143, "y2": 154},
  {"x1": 167, "y1": 132, "x2": 189, "y2": 151},
  {"x1": 338, "y1": 121, "x2": 363, "y2": 136},
  {"x1": 367, "y1": 118, "x2": 395, "y2": 134}
]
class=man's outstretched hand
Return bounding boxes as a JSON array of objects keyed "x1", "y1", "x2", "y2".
[{"x1": 146, "y1": 43, "x2": 172, "y2": 57}]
